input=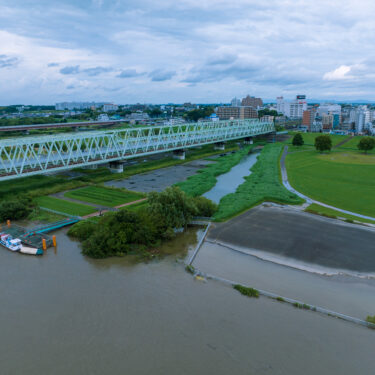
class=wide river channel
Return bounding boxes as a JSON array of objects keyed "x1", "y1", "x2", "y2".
[{"x1": 0, "y1": 225, "x2": 374, "y2": 374}]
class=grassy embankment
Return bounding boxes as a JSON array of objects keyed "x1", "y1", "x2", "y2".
[
  {"x1": 212, "y1": 143, "x2": 303, "y2": 221},
  {"x1": 64, "y1": 186, "x2": 145, "y2": 207},
  {"x1": 286, "y1": 148, "x2": 375, "y2": 218},
  {"x1": 35, "y1": 196, "x2": 97, "y2": 217},
  {"x1": 305, "y1": 203, "x2": 375, "y2": 225},
  {"x1": 285, "y1": 132, "x2": 350, "y2": 151}
]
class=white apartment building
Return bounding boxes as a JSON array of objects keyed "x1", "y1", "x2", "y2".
[
  {"x1": 317, "y1": 104, "x2": 341, "y2": 116},
  {"x1": 102, "y1": 103, "x2": 119, "y2": 112},
  {"x1": 276, "y1": 96, "x2": 307, "y2": 118}
]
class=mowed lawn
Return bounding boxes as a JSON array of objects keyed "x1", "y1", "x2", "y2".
[
  {"x1": 337, "y1": 135, "x2": 375, "y2": 153},
  {"x1": 286, "y1": 150, "x2": 375, "y2": 217},
  {"x1": 286, "y1": 132, "x2": 349, "y2": 148},
  {"x1": 36, "y1": 196, "x2": 97, "y2": 216},
  {"x1": 64, "y1": 186, "x2": 145, "y2": 207}
]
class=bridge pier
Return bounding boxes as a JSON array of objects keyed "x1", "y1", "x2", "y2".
[
  {"x1": 214, "y1": 142, "x2": 225, "y2": 151},
  {"x1": 172, "y1": 149, "x2": 186, "y2": 160},
  {"x1": 109, "y1": 161, "x2": 124, "y2": 173},
  {"x1": 85, "y1": 164, "x2": 98, "y2": 170},
  {"x1": 244, "y1": 137, "x2": 253, "y2": 145}
]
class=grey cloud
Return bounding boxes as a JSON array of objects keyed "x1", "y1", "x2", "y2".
[
  {"x1": 82, "y1": 66, "x2": 113, "y2": 76},
  {"x1": 60, "y1": 65, "x2": 80, "y2": 75},
  {"x1": 206, "y1": 54, "x2": 237, "y2": 66},
  {"x1": 48, "y1": 62, "x2": 59, "y2": 67},
  {"x1": 117, "y1": 69, "x2": 142, "y2": 78},
  {"x1": 149, "y1": 69, "x2": 176, "y2": 81},
  {"x1": 0, "y1": 55, "x2": 19, "y2": 68}
]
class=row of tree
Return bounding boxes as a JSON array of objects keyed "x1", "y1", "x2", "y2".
[{"x1": 292, "y1": 133, "x2": 375, "y2": 153}]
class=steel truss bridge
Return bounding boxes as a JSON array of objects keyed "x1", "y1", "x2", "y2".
[{"x1": 0, "y1": 119, "x2": 274, "y2": 181}]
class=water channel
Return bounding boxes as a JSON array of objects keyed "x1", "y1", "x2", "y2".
[
  {"x1": 0, "y1": 226, "x2": 374, "y2": 374},
  {"x1": 203, "y1": 152, "x2": 259, "y2": 203}
]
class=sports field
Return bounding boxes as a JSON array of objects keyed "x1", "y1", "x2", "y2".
[
  {"x1": 36, "y1": 196, "x2": 97, "y2": 216},
  {"x1": 286, "y1": 150, "x2": 375, "y2": 217},
  {"x1": 64, "y1": 186, "x2": 145, "y2": 207}
]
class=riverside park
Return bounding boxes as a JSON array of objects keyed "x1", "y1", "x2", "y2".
[{"x1": 1, "y1": 128, "x2": 375, "y2": 375}]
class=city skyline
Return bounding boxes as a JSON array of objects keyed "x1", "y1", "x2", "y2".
[{"x1": 1, "y1": 0, "x2": 375, "y2": 104}]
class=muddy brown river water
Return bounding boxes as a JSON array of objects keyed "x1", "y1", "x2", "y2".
[{"x1": 0, "y1": 226, "x2": 374, "y2": 374}]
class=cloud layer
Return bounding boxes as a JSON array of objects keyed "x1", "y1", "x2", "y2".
[{"x1": 1, "y1": 0, "x2": 375, "y2": 104}]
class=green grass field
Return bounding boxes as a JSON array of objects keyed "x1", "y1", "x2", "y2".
[
  {"x1": 305, "y1": 204, "x2": 375, "y2": 225},
  {"x1": 64, "y1": 186, "x2": 145, "y2": 207},
  {"x1": 36, "y1": 196, "x2": 97, "y2": 216},
  {"x1": 286, "y1": 132, "x2": 349, "y2": 150},
  {"x1": 286, "y1": 150, "x2": 375, "y2": 217},
  {"x1": 337, "y1": 135, "x2": 375, "y2": 153}
]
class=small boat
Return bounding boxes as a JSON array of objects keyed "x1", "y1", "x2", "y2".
[{"x1": 0, "y1": 233, "x2": 43, "y2": 255}]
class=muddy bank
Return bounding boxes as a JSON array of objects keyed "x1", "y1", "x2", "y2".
[
  {"x1": 105, "y1": 159, "x2": 215, "y2": 193},
  {"x1": 208, "y1": 205, "x2": 375, "y2": 274}
]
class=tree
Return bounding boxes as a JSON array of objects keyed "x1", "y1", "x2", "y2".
[
  {"x1": 357, "y1": 137, "x2": 375, "y2": 154},
  {"x1": 292, "y1": 133, "x2": 304, "y2": 147},
  {"x1": 314, "y1": 135, "x2": 332, "y2": 153}
]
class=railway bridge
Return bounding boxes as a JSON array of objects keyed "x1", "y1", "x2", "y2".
[{"x1": 0, "y1": 119, "x2": 274, "y2": 181}]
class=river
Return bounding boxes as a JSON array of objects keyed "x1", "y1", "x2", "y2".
[
  {"x1": 0, "y1": 227, "x2": 374, "y2": 374},
  {"x1": 203, "y1": 152, "x2": 259, "y2": 203}
]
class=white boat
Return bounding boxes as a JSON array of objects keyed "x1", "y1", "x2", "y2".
[{"x1": 0, "y1": 233, "x2": 43, "y2": 255}]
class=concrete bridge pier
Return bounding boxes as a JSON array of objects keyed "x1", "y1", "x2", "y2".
[
  {"x1": 244, "y1": 137, "x2": 253, "y2": 145},
  {"x1": 109, "y1": 161, "x2": 124, "y2": 173},
  {"x1": 172, "y1": 149, "x2": 186, "y2": 160},
  {"x1": 214, "y1": 142, "x2": 225, "y2": 151}
]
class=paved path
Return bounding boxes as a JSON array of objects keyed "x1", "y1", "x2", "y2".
[{"x1": 280, "y1": 146, "x2": 375, "y2": 221}]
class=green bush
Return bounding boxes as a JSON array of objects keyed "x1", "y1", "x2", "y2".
[
  {"x1": 193, "y1": 196, "x2": 218, "y2": 217},
  {"x1": 213, "y1": 144, "x2": 303, "y2": 221},
  {"x1": 292, "y1": 133, "x2": 304, "y2": 147},
  {"x1": 68, "y1": 220, "x2": 98, "y2": 241},
  {"x1": 233, "y1": 284, "x2": 259, "y2": 298},
  {"x1": 366, "y1": 315, "x2": 375, "y2": 324},
  {"x1": 0, "y1": 198, "x2": 34, "y2": 221}
]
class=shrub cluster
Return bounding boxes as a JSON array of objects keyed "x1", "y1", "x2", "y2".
[
  {"x1": 233, "y1": 284, "x2": 259, "y2": 298},
  {"x1": 0, "y1": 197, "x2": 34, "y2": 222},
  {"x1": 68, "y1": 186, "x2": 217, "y2": 258}
]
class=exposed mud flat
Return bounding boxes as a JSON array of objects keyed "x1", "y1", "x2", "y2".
[{"x1": 105, "y1": 159, "x2": 215, "y2": 193}]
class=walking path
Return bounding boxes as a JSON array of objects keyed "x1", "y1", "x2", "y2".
[
  {"x1": 81, "y1": 198, "x2": 147, "y2": 219},
  {"x1": 280, "y1": 146, "x2": 375, "y2": 221}
]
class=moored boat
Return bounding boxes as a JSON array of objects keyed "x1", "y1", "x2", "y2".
[{"x1": 0, "y1": 233, "x2": 43, "y2": 255}]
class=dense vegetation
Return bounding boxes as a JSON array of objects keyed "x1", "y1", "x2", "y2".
[
  {"x1": 68, "y1": 187, "x2": 217, "y2": 258},
  {"x1": 176, "y1": 146, "x2": 253, "y2": 196},
  {"x1": 0, "y1": 198, "x2": 34, "y2": 221},
  {"x1": 65, "y1": 186, "x2": 145, "y2": 207},
  {"x1": 213, "y1": 144, "x2": 303, "y2": 221}
]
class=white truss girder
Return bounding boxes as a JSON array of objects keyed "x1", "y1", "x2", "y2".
[{"x1": 0, "y1": 119, "x2": 274, "y2": 180}]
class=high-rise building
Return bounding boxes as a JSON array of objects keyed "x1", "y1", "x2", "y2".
[
  {"x1": 322, "y1": 114, "x2": 334, "y2": 130},
  {"x1": 302, "y1": 109, "x2": 316, "y2": 130},
  {"x1": 241, "y1": 95, "x2": 263, "y2": 108},
  {"x1": 276, "y1": 95, "x2": 307, "y2": 118},
  {"x1": 231, "y1": 97, "x2": 241, "y2": 107}
]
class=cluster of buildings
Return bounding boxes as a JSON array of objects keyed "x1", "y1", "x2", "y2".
[
  {"x1": 216, "y1": 95, "x2": 263, "y2": 120},
  {"x1": 301, "y1": 104, "x2": 375, "y2": 134},
  {"x1": 55, "y1": 102, "x2": 118, "y2": 112}
]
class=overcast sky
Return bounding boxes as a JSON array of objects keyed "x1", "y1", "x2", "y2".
[{"x1": 1, "y1": 0, "x2": 375, "y2": 104}]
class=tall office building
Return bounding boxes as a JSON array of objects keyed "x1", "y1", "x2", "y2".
[
  {"x1": 277, "y1": 95, "x2": 307, "y2": 118},
  {"x1": 241, "y1": 95, "x2": 263, "y2": 108}
]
